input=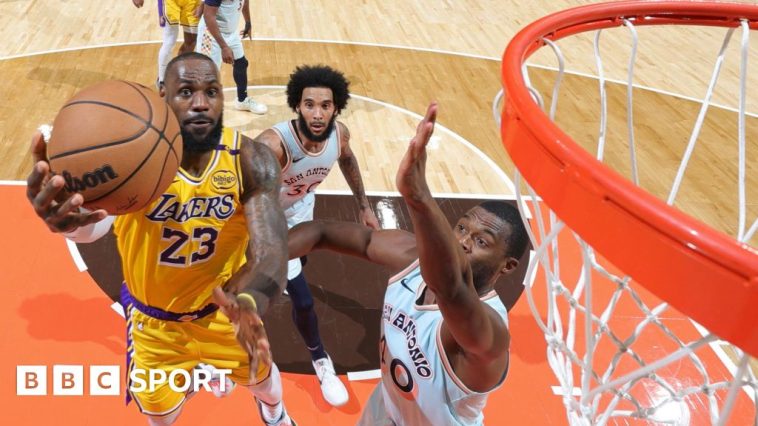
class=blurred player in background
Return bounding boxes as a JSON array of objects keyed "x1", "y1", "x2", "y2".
[
  {"x1": 197, "y1": 0, "x2": 267, "y2": 114},
  {"x1": 131, "y1": 0, "x2": 203, "y2": 87},
  {"x1": 254, "y1": 64, "x2": 380, "y2": 407}
]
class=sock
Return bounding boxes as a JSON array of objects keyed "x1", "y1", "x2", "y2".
[
  {"x1": 247, "y1": 363, "x2": 284, "y2": 422},
  {"x1": 233, "y1": 56, "x2": 249, "y2": 102}
]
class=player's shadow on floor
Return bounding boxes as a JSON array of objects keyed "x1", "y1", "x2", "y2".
[
  {"x1": 268, "y1": 282, "x2": 381, "y2": 375},
  {"x1": 18, "y1": 293, "x2": 124, "y2": 354}
]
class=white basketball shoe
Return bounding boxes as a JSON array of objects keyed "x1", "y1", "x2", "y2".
[
  {"x1": 312, "y1": 355, "x2": 349, "y2": 407},
  {"x1": 235, "y1": 97, "x2": 268, "y2": 115}
]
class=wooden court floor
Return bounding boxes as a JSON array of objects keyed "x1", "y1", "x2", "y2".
[{"x1": 1, "y1": 1, "x2": 756, "y2": 425}]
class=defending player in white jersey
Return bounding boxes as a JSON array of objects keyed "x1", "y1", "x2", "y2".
[
  {"x1": 197, "y1": 0, "x2": 267, "y2": 114},
  {"x1": 287, "y1": 103, "x2": 529, "y2": 425},
  {"x1": 254, "y1": 65, "x2": 380, "y2": 407}
]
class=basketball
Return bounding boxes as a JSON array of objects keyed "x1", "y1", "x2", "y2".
[{"x1": 47, "y1": 80, "x2": 183, "y2": 215}]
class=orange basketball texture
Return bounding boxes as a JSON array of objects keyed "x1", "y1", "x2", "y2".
[{"x1": 47, "y1": 80, "x2": 182, "y2": 214}]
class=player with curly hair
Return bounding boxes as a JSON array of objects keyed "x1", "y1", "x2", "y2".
[{"x1": 254, "y1": 64, "x2": 380, "y2": 407}]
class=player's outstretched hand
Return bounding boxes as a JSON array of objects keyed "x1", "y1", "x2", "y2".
[
  {"x1": 212, "y1": 287, "x2": 272, "y2": 384},
  {"x1": 26, "y1": 132, "x2": 107, "y2": 233},
  {"x1": 396, "y1": 103, "x2": 437, "y2": 200}
]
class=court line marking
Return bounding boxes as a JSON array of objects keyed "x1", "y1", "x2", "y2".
[
  {"x1": 2, "y1": 38, "x2": 755, "y2": 118},
  {"x1": 111, "y1": 302, "x2": 125, "y2": 318},
  {"x1": 65, "y1": 238, "x2": 87, "y2": 272},
  {"x1": 317, "y1": 188, "x2": 521, "y2": 200},
  {"x1": 0, "y1": 38, "x2": 498, "y2": 62},
  {"x1": 347, "y1": 369, "x2": 382, "y2": 382}
]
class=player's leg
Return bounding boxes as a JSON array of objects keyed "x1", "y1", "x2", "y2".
[
  {"x1": 246, "y1": 364, "x2": 296, "y2": 426},
  {"x1": 195, "y1": 310, "x2": 296, "y2": 425},
  {"x1": 127, "y1": 309, "x2": 196, "y2": 425},
  {"x1": 180, "y1": 31, "x2": 197, "y2": 55},
  {"x1": 356, "y1": 384, "x2": 391, "y2": 426},
  {"x1": 225, "y1": 31, "x2": 267, "y2": 114},
  {"x1": 178, "y1": 0, "x2": 199, "y2": 53},
  {"x1": 147, "y1": 409, "x2": 182, "y2": 426},
  {"x1": 157, "y1": 0, "x2": 182, "y2": 87},
  {"x1": 195, "y1": 18, "x2": 223, "y2": 70},
  {"x1": 285, "y1": 197, "x2": 348, "y2": 407},
  {"x1": 158, "y1": 24, "x2": 179, "y2": 87}
]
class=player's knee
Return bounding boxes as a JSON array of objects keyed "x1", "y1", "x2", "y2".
[
  {"x1": 292, "y1": 296, "x2": 314, "y2": 313},
  {"x1": 287, "y1": 274, "x2": 315, "y2": 311}
]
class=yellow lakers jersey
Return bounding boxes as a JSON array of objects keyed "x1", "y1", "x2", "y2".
[{"x1": 114, "y1": 128, "x2": 247, "y2": 312}]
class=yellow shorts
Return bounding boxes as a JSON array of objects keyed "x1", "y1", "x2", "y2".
[
  {"x1": 126, "y1": 307, "x2": 269, "y2": 415},
  {"x1": 159, "y1": 0, "x2": 201, "y2": 33}
]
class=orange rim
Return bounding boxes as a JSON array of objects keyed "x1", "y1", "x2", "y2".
[{"x1": 501, "y1": 1, "x2": 758, "y2": 357}]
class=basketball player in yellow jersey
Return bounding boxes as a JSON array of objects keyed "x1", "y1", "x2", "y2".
[
  {"x1": 131, "y1": 0, "x2": 203, "y2": 86},
  {"x1": 25, "y1": 52, "x2": 296, "y2": 426}
]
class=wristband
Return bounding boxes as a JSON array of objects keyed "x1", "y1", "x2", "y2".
[{"x1": 236, "y1": 293, "x2": 257, "y2": 312}]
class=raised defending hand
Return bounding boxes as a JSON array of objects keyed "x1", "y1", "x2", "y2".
[
  {"x1": 212, "y1": 287, "x2": 272, "y2": 384},
  {"x1": 26, "y1": 132, "x2": 107, "y2": 233},
  {"x1": 396, "y1": 103, "x2": 438, "y2": 200},
  {"x1": 360, "y1": 207, "x2": 381, "y2": 230}
]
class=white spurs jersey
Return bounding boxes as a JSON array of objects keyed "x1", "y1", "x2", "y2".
[
  {"x1": 272, "y1": 120, "x2": 340, "y2": 210},
  {"x1": 203, "y1": 0, "x2": 242, "y2": 33},
  {"x1": 379, "y1": 260, "x2": 508, "y2": 425}
]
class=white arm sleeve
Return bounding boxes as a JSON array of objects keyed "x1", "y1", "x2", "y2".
[{"x1": 62, "y1": 215, "x2": 116, "y2": 243}]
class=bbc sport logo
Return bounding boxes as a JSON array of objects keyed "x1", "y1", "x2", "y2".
[{"x1": 16, "y1": 365, "x2": 232, "y2": 396}]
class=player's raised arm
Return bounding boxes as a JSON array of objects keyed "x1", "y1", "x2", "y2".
[
  {"x1": 396, "y1": 103, "x2": 509, "y2": 361},
  {"x1": 336, "y1": 122, "x2": 379, "y2": 229},
  {"x1": 288, "y1": 220, "x2": 416, "y2": 274}
]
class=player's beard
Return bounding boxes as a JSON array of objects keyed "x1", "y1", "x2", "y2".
[
  {"x1": 297, "y1": 112, "x2": 336, "y2": 142},
  {"x1": 469, "y1": 259, "x2": 499, "y2": 295},
  {"x1": 182, "y1": 113, "x2": 224, "y2": 153}
]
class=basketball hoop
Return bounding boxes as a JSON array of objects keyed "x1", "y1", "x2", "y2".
[{"x1": 500, "y1": 1, "x2": 757, "y2": 424}]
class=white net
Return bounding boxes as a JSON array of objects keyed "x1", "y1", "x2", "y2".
[{"x1": 497, "y1": 14, "x2": 758, "y2": 426}]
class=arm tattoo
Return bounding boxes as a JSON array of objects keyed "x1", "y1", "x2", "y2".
[
  {"x1": 338, "y1": 124, "x2": 370, "y2": 209},
  {"x1": 238, "y1": 139, "x2": 288, "y2": 315}
]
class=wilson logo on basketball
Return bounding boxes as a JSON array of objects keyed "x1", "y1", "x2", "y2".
[
  {"x1": 61, "y1": 165, "x2": 119, "y2": 192},
  {"x1": 211, "y1": 170, "x2": 237, "y2": 190}
]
